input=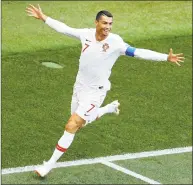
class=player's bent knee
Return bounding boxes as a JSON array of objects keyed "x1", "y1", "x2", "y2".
[
  {"x1": 65, "y1": 114, "x2": 85, "y2": 133},
  {"x1": 65, "y1": 121, "x2": 77, "y2": 133}
]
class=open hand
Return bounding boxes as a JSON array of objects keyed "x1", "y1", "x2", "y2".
[
  {"x1": 26, "y1": 4, "x2": 47, "y2": 21},
  {"x1": 167, "y1": 48, "x2": 185, "y2": 67}
]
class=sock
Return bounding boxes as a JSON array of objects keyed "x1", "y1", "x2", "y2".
[
  {"x1": 86, "y1": 104, "x2": 113, "y2": 125},
  {"x1": 97, "y1": 104, "x2": 110, "y2": 118},
  {"x1": 48, "y1": 130, "x2": 75, "y2": 164}
]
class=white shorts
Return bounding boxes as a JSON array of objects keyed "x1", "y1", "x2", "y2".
[{"x1": 71, "y1": 83, "x2": 107, "y2": 123}]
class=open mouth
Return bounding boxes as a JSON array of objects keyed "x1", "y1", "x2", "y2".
[{"x1": 104, "y1": 30, "x2": 110, "y2": 34}]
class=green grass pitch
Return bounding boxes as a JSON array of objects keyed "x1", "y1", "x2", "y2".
[{"x1": 1, "y1": 1, "x2": 192, "y2": 184}]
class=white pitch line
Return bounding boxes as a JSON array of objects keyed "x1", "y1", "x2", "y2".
[
  {"x1": 2, "y1": 146, "x2": 192, "y2": 175},
  {"x1": 101, "y1": 161, "x2": 161, "y2": 184}
]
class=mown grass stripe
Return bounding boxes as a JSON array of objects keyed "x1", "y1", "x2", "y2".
[{"x1": 2, "y1": 146, "x2": 192, "y2": 175}]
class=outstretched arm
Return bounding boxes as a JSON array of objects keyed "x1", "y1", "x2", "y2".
[
  {"x1": 26, "y1": 4, "x2": 87, "y2": 39},
  {"x1": 125, "y1": 46, "x2": 185, "y2": 66}
]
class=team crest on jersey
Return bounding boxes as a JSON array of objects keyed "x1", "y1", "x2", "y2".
[{"x1": 102, "y1": 43, "x2": 109, "y2": 52}]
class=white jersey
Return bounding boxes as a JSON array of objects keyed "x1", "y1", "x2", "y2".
[
  {"x1": 77, "y1": 28, "x2": 128, "y2": 90},
  {"x1": 46, "y1": 17, "x2": 128, "y2": 90},
  {"x1": 46, "y1": 17, "x2": 168, "y2": 90}
]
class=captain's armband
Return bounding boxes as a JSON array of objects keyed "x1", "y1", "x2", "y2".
[{"x1": 125, "y1": 47, "x2": 136, "y2": 57}]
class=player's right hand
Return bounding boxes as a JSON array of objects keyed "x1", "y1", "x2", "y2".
[{"x1": 26, "y1": 4, "x2": 47, "y2": 21}]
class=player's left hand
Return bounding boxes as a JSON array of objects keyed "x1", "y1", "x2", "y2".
[{"x1": 167, "y1": 48, "x2": 185, "y2": 66}]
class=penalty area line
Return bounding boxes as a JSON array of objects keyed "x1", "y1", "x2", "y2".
[
  {"x1": 2, "y1": 146, "x2": 192, "y2": 175},
  {"x1": 101, "y1": 161, "x2": 162, "y2": 184}
]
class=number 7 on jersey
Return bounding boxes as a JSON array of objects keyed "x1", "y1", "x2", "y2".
[{"x1": 82, "y1": 43, "x2": 90, "y2": 52}]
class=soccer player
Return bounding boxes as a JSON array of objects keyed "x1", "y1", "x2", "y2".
[{"x1": 26, "y1": 4, "x2": 184, "y2": 177}]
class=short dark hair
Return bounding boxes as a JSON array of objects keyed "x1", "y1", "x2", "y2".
[{"x1": 96, "y1": 10, "x2": 113, "y2": 21}]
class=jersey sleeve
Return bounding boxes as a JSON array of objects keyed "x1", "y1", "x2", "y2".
[
  {"x1": 45, "y1": 17, "x2": 88, "y2": 40},
  {"x1": 117, "y1": 37, "x2": 136, "y2": 56},
  {"x1": 118, "y1": 36, "x2": 168, "y2": 61},
  {"x1": 134, "y1": 49, "x2": 168, "y2": 61},
  {"x1": 117, "y1": 37, "x2": 131, "y2": 55}
]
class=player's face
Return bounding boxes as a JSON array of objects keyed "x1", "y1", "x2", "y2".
[{"x1": 95, "y1": 15, "x2": 113, "y2": 37}]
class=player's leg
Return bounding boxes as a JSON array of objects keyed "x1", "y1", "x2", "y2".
[
  {"x1": 34, "y1": 88, "x2": 101, "y2": 177},
  {"x1": 84, "y1": 88, "x2": 120, "y2": 124},
  {"x1": 34, "y1": 87, "x2": 117, "y2": 177},
  {"x1": 35, "y1": 98, "x2": 120, "y2": 177},
  {"x1": 35, "y1": 88, "x2": 84, "y2": 177},
  {"x1": 47, "y1": 87, "x2": 81, "y2": 164},
  {"x1": 98, "y1": 100, "x2": 120, "y2": 117},
  {"x1": 84, "y1": 100, "x2": 120, "y2": 125},
  {"x1": 35, "y1": 113, "x2": 85, "y2": 177},
  {"x1": 41, "y1": 89, "x2": 81, "y2": 168}
]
